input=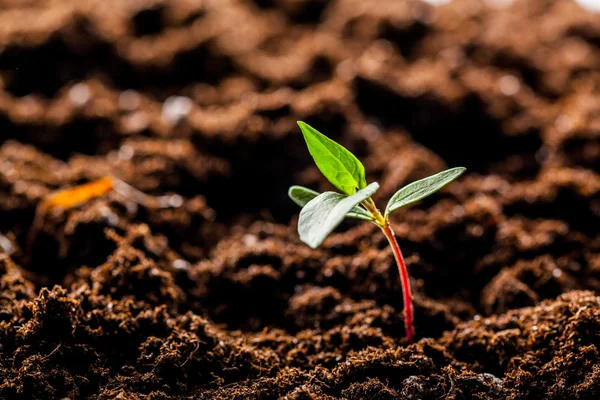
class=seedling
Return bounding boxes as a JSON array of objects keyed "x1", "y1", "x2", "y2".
[{"x1": 288, "y1": 122, "x2": 465, "y2": 343}]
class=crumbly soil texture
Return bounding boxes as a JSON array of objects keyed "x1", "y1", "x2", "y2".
[{"x1": 0, "y1": 0, "x2": 599, "y2": 399}]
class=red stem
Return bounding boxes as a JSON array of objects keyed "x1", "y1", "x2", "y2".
[{"x1": 381, "y1": 225, "x2": 414, "y2": 343}]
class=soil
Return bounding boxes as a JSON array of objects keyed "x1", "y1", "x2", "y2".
[{"x1": 0, "y1": 0, "x2": 599, "y2": 398}]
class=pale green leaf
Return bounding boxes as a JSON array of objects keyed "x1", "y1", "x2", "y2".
[
  {"x1": 345, "y1": 206, "x2": 375, "y2": 221},
  {"x1": 385, "y1": 167, "x2": 466, "y2": 216},
  {"x1": 298, "y1": 182, "x2": 379, "y2": 248},
  {"x1": 288, "y1": 185, "x2": 374, "y2": 221},
  {"x1": 288, "y1": 185, "x2": 320, "y2": 207},
  {"x1": 298, "y1": 121, "x2": 367, "y2": 195}
]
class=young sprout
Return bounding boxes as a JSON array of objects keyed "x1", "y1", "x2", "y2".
[
  {"x1": 27, "y1": 176, "x2": 183, "y2": 252},
  {"x1": 288, "y1": 122, "x2": 465, "y2": 343}
]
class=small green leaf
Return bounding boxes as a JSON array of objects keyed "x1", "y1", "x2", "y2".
[
  {"x1": 288, "y1": 185, "x2": 374, "y2": 222},
  {"x1": 298, "y1": 121, "x2": 367, "y2": 195},
  {"x1": 298, "y1": 182, "x2": 379, "y2": 248},
  {"x1": 385, "y1": 167, "x2": 466, "y2": 216},
  {"x1": 288, "y1": 185, "x2": 320, "y2": 207}
]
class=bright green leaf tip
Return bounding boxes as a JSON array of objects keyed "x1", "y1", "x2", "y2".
[{"x1": 297, "y1": 121, "x2": 367, "y2": 196}]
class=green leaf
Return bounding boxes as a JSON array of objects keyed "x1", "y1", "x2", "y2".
[
  {"x1": 298, "y1": 121, "x2": 367, "y2": 195},
  {"x1": 298, "y1": 182, "x2": 379, "y2": 248},
  {"x1": 345, "y1": 206, "x2": 375, "y2": 221},
  {"x1": 288, "y1": 185, "x2": 320, "y2": 207},
  {"x1": 288, "y1": 185, "x2": 374, "y2": 222},
  {"x1": 385, "y1": 167, "x2": 466, "y2": 216}
]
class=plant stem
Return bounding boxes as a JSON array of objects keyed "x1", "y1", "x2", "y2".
[
  {"x1": 362, "y1": 198, "x2": 414, "y2": 343},
  {"x1": 381, "y1": 224, "x2": 414, "y2": 343}
]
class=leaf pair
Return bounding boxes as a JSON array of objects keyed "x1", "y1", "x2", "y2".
[
  {"x1": 288, "y1": 186, "x2": 374, "y2": 221},
  {"x1": 289, "y1": 122, "x2": 465, "y2": 248},
  {"x1": 296, "y1": 183, "x2": 379, "y2": 248}
]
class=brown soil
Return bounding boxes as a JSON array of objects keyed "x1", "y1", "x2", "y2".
[{"x1": 0, "y1": 0, "x2": 599, "y2": 398}]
